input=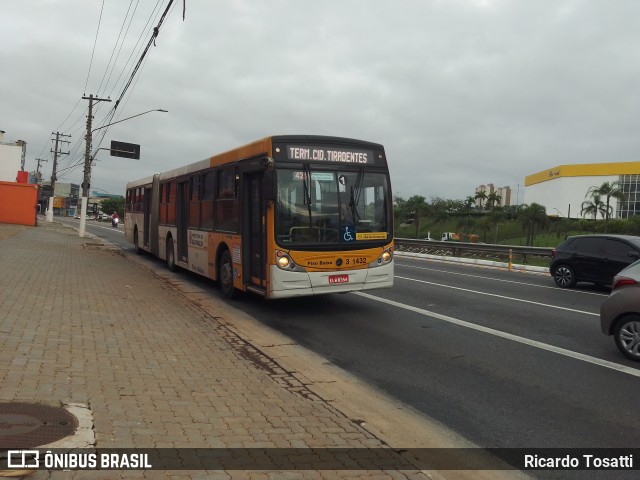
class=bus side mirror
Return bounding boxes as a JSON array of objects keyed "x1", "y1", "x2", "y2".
[{"x1": 263, "y1": 156, "x2": 274, "y2": 169}]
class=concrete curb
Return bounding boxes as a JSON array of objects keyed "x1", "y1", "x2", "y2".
[{"x1": 395, "y1": 251, "x2": 550, "y2": 274}]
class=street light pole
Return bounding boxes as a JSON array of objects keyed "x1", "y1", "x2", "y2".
[{"x1": 78, "y1": 106, "x2": 167, "y2": 237}]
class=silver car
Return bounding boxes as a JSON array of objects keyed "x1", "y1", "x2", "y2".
[{"x1": 601, "y1": 259, "x2": 640, "y2": 361}]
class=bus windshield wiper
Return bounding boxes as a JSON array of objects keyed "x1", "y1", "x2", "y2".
[
  {"x1": 349, "y1": 167, "x2": 365, "y2": 223},
  {"x1": 302, "y1": 163, "x2": 313, "y2": 228}
]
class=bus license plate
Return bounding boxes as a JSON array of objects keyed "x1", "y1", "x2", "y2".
[{"x1": 329, "y1": 274, "x2": 349, "y2": 284}]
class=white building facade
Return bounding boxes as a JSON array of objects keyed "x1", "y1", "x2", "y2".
[
  {"x1": 524, "y1": 162, "x2": 640, "y2": 219},
  {"x1": 0, "y1": 131, "x2": 26, "y2": 182}
]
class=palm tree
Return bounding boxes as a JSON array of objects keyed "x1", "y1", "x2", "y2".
[
  {"x1": 581, "y1": 194, "x2": 608, "y2": 232},
  {"x1": 464, "y1": 196, "x2": 476, "y2": 212},
  {"x1": 486, "y1": 192, "x2": 502, "y2": 210},
  {"x1": 585, "y1": 181, "x2": 625, "y2": 233},
  {"x1": 581, "y1": 195, "x2": 603, "y2": 220},
  {"x1": 517, "y1": 203, "x2": 548, "y2": 245},
  {"x1": 474, "y1": 190, "x2": 488, "y2": 210}
]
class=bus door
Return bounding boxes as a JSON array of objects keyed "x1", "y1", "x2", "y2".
[
  {"x1": 143, "y1": 187, "x2": 152, "y2": 247},
  {"x1": 244, "y1": 172, "x2": 265, "y2": 291},
  {"x1": 177, "y1": 181, "x2": 188, "y2": 263}
]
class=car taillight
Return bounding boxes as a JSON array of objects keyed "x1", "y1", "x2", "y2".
[
  {"x1": 551, "y1": 248, "x2": 557, "y2": 258},
  {"x1": 612, "y1": 277, "x2": 637, "y2": 290}
]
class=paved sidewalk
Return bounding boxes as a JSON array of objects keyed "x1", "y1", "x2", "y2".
[{"x1": 0, "y1": 222, "x2": 434, "y2": 480}]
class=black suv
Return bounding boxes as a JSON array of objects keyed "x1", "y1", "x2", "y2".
[{"x1": 550, "y1": 234, "x2": 640, "y2": 288}]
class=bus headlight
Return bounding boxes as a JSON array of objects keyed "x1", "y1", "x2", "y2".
[
  {"x1": 275, "y1": 251, "x2": 307, "y2": 272},
  {"x1": 278, "y1": 255, "x2": 290, "y2": 268},
  {"x1": 370, "y1": 248, "x2": 393, "y2": 267}
]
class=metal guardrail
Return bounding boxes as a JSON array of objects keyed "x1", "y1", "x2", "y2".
[{"x1": 394, "y1": 238, "x2": 553, "y2": 265}]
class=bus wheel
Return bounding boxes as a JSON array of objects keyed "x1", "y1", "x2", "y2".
[
  {"x1": 166, "y1": 237, "x2": 176, "y2": 272},
  {"x1": 133, "y1": 227, "x2": 142, "y2": 255},
  {"x1": 219, "y1": 250, "x2": 236, "y2": 298}
]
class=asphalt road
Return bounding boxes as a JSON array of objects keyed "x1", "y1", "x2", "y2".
[
  {"x1": 61, "y1": 217, "x2": 640, "y2": 479},
  {"x1": 239, "y1": 259, "x2": 639, "y2": 446}
]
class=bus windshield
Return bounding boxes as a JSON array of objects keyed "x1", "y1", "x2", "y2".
[{"x1": 275, "y1": 167, "x2": 390, "y2": 246}]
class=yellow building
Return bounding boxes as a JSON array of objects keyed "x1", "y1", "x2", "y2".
[{"x1": 524, "y1": 162, "x2": 640, "y2": 219}]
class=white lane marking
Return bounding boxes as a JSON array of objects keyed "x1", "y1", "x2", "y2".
[
  {"x1": 92, "y1": 224, "x2": 124, "y2": 234},
  {"x1": 396, "y1": 261, "x2": 608, "y2": 297},
  {"x1": 395, "y1": 274, "x2": 598, "y2": 316},
  {"x1": 354, "y1": 292, "x2": 640, "y2": 378},
  {"x1": 61, "y1": 219, "x2": 124, "y2": 234}
]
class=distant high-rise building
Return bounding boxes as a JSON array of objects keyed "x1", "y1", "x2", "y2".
[
  {"x1": 495, "y1": 186, "x2": 512, "y2": 207},
  {"x1": 475, "y1": 184, "x2": 511, "y2": 207}
]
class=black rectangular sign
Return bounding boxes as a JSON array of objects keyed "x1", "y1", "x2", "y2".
[{"x1": 110, "y1": 141, "x2": 140, "y2": 160}]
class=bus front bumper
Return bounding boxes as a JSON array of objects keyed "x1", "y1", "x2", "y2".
[{"x1": 268, "y1": 262, "x2": 394, "y2": 299}]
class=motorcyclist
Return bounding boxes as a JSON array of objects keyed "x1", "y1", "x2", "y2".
[{"x1": 111, "y1": 211, "x2": 119, "y2": 227}]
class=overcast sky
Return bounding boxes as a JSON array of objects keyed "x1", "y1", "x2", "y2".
[{"x1": 2, "y1": 0, "x2": 639, "y2": 202}]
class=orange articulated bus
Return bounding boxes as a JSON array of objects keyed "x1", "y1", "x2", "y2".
[{"x1": 125, "y1": 135, "x2": 394, "y2": 299}]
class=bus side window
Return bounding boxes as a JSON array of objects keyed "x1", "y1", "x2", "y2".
[
  {"x1": 159, "y1": 184, "x2": 166, "y2": 224},
  {"x1": 167, "y1": 181, "x2": 176, "y2": 225},
  {"x1": 216, "y1": 167, "x2": 239, "y2": 232},
  {"x1": 189, "y1": 174, "x2": 201, "y2": 228},
  {"x1": 201, "y1": 170, "x2": 215, "y2": 230}
]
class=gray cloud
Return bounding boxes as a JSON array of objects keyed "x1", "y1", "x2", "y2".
[{"x1": 2, "y1": 0, "x2": 639, "y2": 200}]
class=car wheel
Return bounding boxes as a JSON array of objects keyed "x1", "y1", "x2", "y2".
[
  {"x1": 218, "y1": 249, "x2": 236, "y2": 299},
  {"x1": 614, "y1": 314, "x2": 640, "y2": 362},
  {"x1": 166, "y1": 237, "x2": 176, "y2": 272},
  {"x1": 553, "y1": 264, "x2": 576, "y2": 288}
]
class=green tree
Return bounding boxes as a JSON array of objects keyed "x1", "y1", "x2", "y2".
[
  {"x1": 393, "y1": 195, "x2": 408, "y2": 229},
  {"x1": 464, "y1": 195, "x2": 476, "y2": 212},
  {"x1": 404, "y1": 195, "x2": 429, "y2": 238},
  {"x1": 426, "y1": 197, "x2": 451, "y2": 230},
  {"x1": 550, "y1": 218, "x2": 574, "y2": 240},
  {"x1": 485, "y1": 192, "x2": 502, "y2": 210},
  {"x1": 585, "y1": 181, "x2": 625, "y2": 233},
  {"x1": 517, "y1": 203, "x2": 548, "y2": 245},
  {"x1": 476, "y1": 215, "x2": 492, "y2": 242},
  {"x1": 474, "y1": 190, "x2": 487, "y2": 210},
  {"x1": 488, "y1": 208, "x2": 506, "y2": 243},
  {"x1": 100, "y1": 198, "x2": 125, "y2": 219},
  {"x1": 581, "y1": 194, "x2": 607, "y2": 232}
]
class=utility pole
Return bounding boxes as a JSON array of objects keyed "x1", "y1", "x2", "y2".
[
  {"x1": 45, "y1": 132, "x2": 70, "y2": 222},
  {"x1": 35, "y1": 157, "x2": 48, "y2": 182},
  {"x1": 79, "y1": 94, "x2": 111, "y2": 237},
  {"x1": 35, "y1": 158, "x2": 48, "y2": 214}
]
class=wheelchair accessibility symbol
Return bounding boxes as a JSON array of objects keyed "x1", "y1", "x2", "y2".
[{"x1": 343, "y1": 225, "x2": 355, "y2": 242}]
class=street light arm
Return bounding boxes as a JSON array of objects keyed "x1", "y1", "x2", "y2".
[
  {"x1": 78, "y1": 107, "x2": 167, "y2": 239},
  {"x1": 92, "y1": 109, "x2": 168, "y2": 133}
]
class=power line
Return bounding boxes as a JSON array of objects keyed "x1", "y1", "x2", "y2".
[
  {"x1": 105, "y1": 0, "x2": 164, "y2": 102},
  {"x1": 113, "y1": 0, "x2": 176, "y2": 111},
  {"x1": 96, "y1": 0, "x2": 139, "y2": 97},
  {"x1": 83, "y1": 0, "x2": 107, "y2": 95}
]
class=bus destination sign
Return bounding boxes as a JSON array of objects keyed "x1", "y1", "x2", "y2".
[{"x1": 285, "y1": 145, "x2": 376, "y2": 165}]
